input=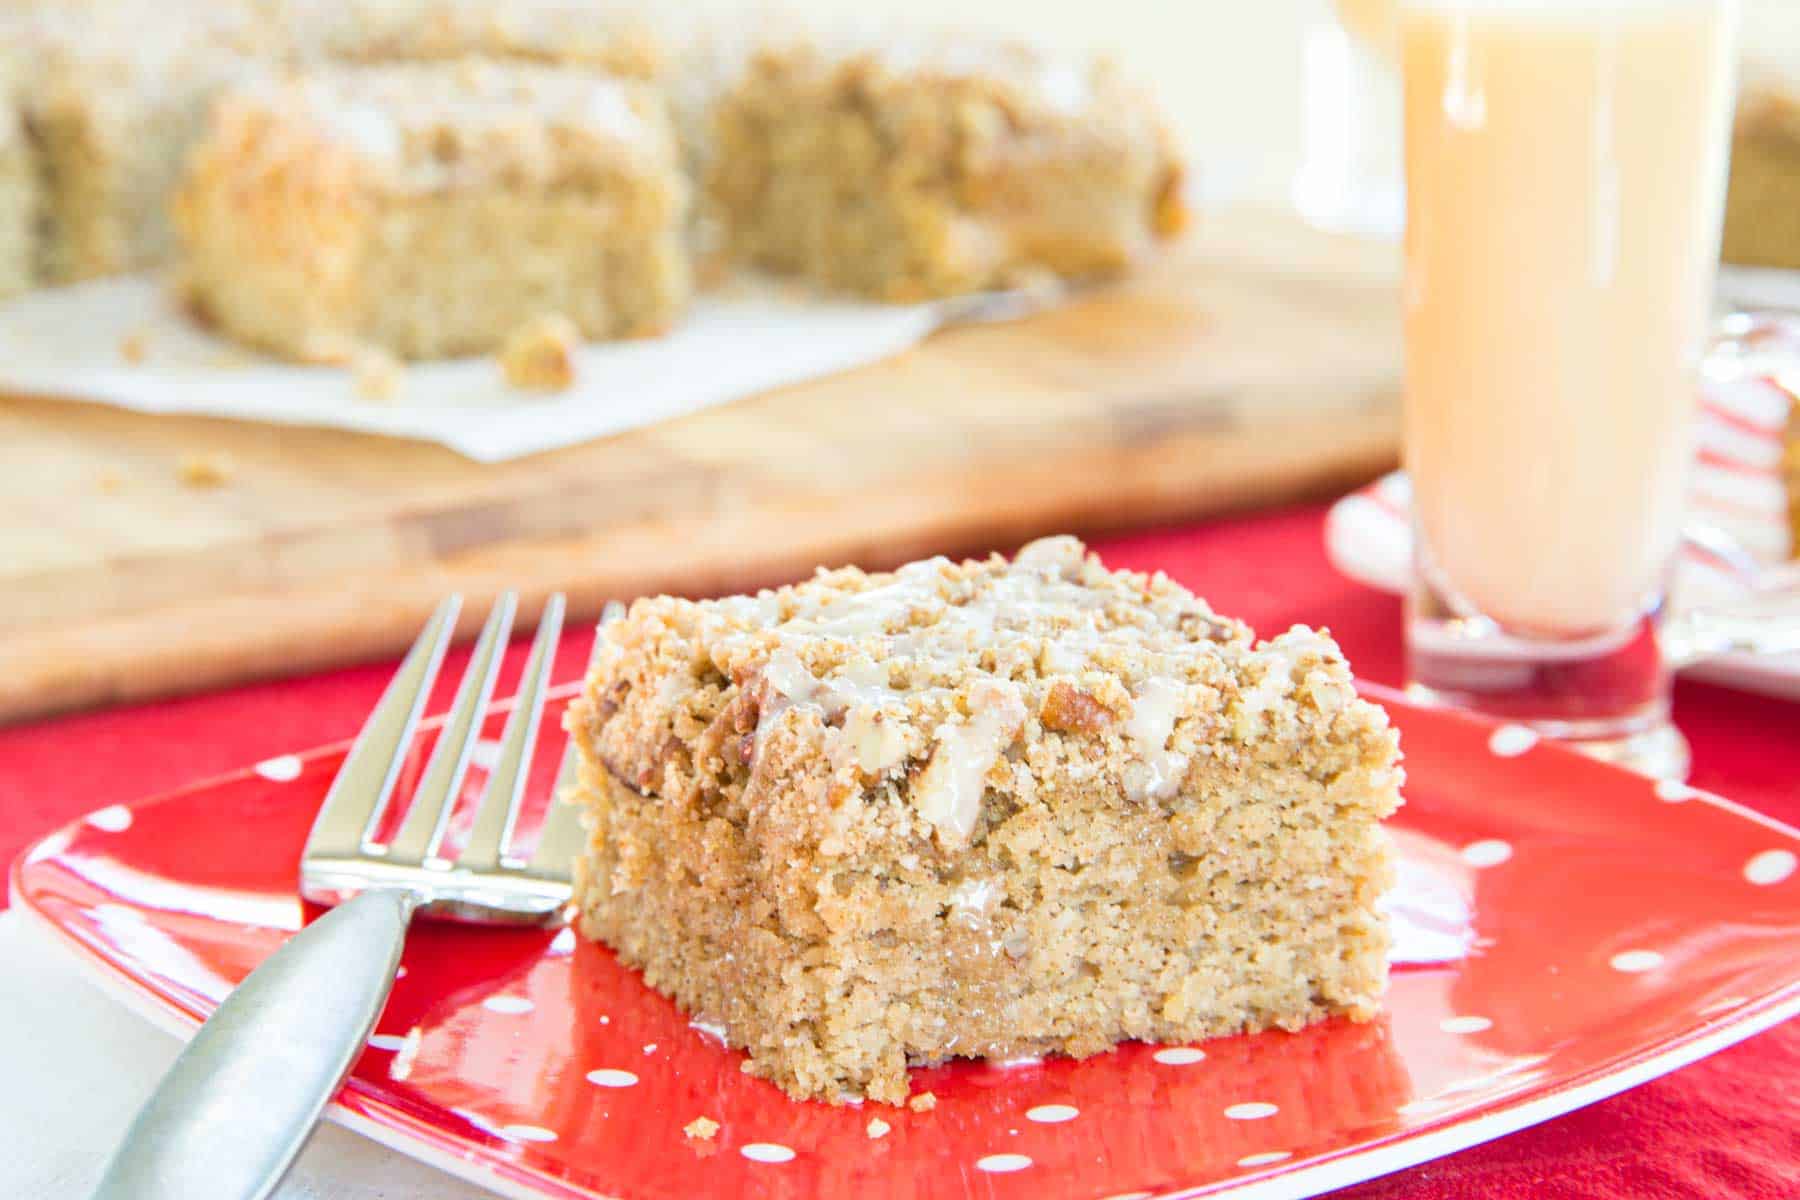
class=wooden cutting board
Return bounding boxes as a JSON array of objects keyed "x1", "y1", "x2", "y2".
[{"x1": 0, "y1": 210, "x2": 1402, "y2": 723}]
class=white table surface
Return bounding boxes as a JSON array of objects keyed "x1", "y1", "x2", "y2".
[{"x1": 0, "y1": 912, "x2": 494, "y2": 1200}]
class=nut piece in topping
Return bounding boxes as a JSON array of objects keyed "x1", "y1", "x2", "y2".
[
  {"x1": 500, "y1": 313, "x2": 581, "y2": 392},
  {"x1": 1039, "y1": 681, "x2": 1115, "y2": 734},
  {"x1": 907, "y1": 1091, "x2": 938, "y2": 1113},
  {"x1": 841, "y1": 707, "x2": 908, "y2": 775},
  {"x1": 683, "y1": 1115, "x2": 719, "y2": 1140}
]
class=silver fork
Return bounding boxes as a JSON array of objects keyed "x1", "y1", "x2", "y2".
[{"x1": 90, "y1": 592, "x2": 591, "y2": 1200}]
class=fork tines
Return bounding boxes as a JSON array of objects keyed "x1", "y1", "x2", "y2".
[{"x1": 300, "y1": 592, "x2": 578, "y2": 925}]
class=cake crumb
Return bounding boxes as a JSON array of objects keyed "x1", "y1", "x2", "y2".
[
  {"x1": 683, "y1": 1116, "x2": 719, "y2": 1141},
  {"x1": 352, "y1": 346, "x2": 404, "y2": 401},
  {"x1": 97, "y1": 471, "x2": 124, "y2": 494},
  {"x1": 866, "y1": 1117, "x2": 891, "y2": 1139},
  {"x1": 119, "y1": 328, "x2": 149, "y2": 363},
  {"x1": 907, "y1": 1092, "x2": 937, "y2": 1113},
  {"x1": 500, "y1": 313, "x2": 580, "y2": 392},
  {"x1": 177, "y1": 452, "x2": 235, "y2": 488}
]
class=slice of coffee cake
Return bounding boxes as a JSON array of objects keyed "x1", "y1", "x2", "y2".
[
  {"x1": 566, "y1": 536, "x2": 1401, "y2": 1104},
  {"x1": 704, "y1": 31, "x2": 1188, "y2": 300},
  {"x1": 172, "y1": 59, "x2": 688, "y2": 361}
]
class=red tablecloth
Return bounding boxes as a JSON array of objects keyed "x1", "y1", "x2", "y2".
[{"x1": 2, "y1": 504, "x2": 1795, "y2": 1198}]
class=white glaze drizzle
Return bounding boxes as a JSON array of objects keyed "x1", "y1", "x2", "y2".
[
  {"x1": 688, "y1": 539, "x2": 1341, "y2": 838},
  {"x1": 1124, "y1": 677, "x2": 1189, "y2": 801},
  {"x1": 913, "y1": 682, "x2": 1027, "y2": 845},
  {"x1": 947, "y1": 877, "x2": 1001, "y2": 930}
]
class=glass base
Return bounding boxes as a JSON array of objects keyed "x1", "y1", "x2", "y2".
[
  {"x1": 1406, "y1": 681, "x2": 1692, "y2": 780},
  {"x1": 1562, "y1": 721, "x2": 1692, "y2": 781}
]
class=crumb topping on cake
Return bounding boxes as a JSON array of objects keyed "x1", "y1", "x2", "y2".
[
  {"x1": 579, "y1": 536, "x2": 1384, "y2": 852},
  {"x1": 216, "y1": 60, "x2": 675, "y2": 193},
  {"x1": 717, "y1": 24, "x2": 1158, "y2": 135},
  {"x1": 283, "y1": 0, "x2": 664, "y2": 78}
]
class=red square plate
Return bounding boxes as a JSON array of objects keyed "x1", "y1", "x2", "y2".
[{"x1": 11, "y1": 684, "x2": 1800, "y2": 1200}]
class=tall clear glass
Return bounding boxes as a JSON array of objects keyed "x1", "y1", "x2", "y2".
[{"x1": 1400, "y1": 0, "x2": 1741, "y2": 778}]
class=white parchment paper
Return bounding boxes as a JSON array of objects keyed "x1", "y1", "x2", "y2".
[{"x1": 0, "y1": 275, "x2": 971, "y2": 462}]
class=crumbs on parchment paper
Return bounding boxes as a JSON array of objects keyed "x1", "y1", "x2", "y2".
[
  {"x1": 177, "y1": 452, "x2": 235, "y2": 488},
  {"x1": 352, "y1": 346, "x2": 405, "y2": 401},
  {"x1": 500, "y1": 313, "x2": 580, "y2": 392}
]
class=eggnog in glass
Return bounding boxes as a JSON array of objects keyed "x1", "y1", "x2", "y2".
[{"x1": 1400, "y1": 0, "x2": 1738, "y2": 777}]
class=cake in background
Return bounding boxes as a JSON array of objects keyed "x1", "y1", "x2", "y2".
[
  {"x1": 1723, "y1": 65, "x2": 1800, "y2": 271},
  {"x1": 271, "y1": 0, "x2": 664, "y2": 78},
  {"x1": 2, "y1": 1, "x2": 274, "y2": 285},
  {"x1": 0, "y1": 105, "x2": 34, "y2": 301},
  {"x1": 174, "y1": 61, "x2": 689, "y2": 360},
  {"x1": 1788, "y1": 397, "x2": 1799, "y2": 552},
  {"x1": 0, "y1": 0, "x2": 1189, "y2": 364},
  {"x1": 702, "y1": 29, "x2": 1187, "y2": 300}
]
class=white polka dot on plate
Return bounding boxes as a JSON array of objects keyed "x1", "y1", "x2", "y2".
[
  {"x1": 367, "y1": 1034, "x2": 408, "y2": 1052},
  {"x1": 1439, "y1": 1015, "x2": 1493, "y2": 1035},
  {"x1": 1152, "y1": 1047, "x2": 1206, "y2": 1066},
  {"x1": 586, "y1": 1068, "x2": 637, "y2": 1088},
  {"x1": 1225, "y1": 1102, "x2": 1278, "y2": 1120},
  {"x1": 1237, "y1": 1151, "x2": 1292, "y2": 1168},
  {"x1": 1487, "y1": 725, "x2": 1538, "y2": 757},
  {"x1": 1610, "y1": 950, "x2": 1664, "y2": 974},
  {"x1": 1460, "y1": 839, "x2": 1512, "y2": 868},
  {"x1": 1744, "y1": 849, "x2": 1797, "y2": 886},
  {"x1": 976, "y1": 1154, "x2": 1033, "y2": 1173},
  {"x1": 1654, "y1": 779, "x2": 1696, "y2": 802},
  {"x1": 253, "y1": 755, "x2": 303, "y2": 782},
  {"x1": 740, "y1": 1143, "x2": 795, "y2": 1164},
  {"x1": 481, "y1": 995, "x2": 534, "y2": 1015},
  {"x1": 500, "y1": 1124, "x2": 557, "y2": 1143},
  {"x1": 85, "y1": 805, "x2": 133, "y2": 833},
  {"x1": 1026, "y1": 1104, "x2": 1078, "y2": 1124}
]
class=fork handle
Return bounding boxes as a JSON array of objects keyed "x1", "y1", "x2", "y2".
[{"x1": 90, "y1": 889, "x2": 416, "y2": 1200}]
